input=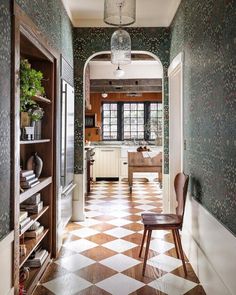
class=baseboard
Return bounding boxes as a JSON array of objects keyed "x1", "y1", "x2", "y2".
[
  {"x1": 72, "y1": 174, "x2": 85, "y2": 221},
  {"x1": 182, "y1": 195, "x2": 236, "y2": 295},
  {"x1": 72, "y1": 200, "x2": 85, "y2": 221},
  {"x1": 7, "y1": 288, "x2": 14, "y2": 295},
  {"x1": 162, "y1": 174, "x2": 169, "y2": 213},
  {"x1": 0, "y1": 231, "x2": 14, "y2": 295}
]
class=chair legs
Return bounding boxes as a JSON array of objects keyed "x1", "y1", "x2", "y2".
[
  {"x1": 175, "y1": 229, "x2": 187, "y2": 276},
  {"x1": 172, "y1": 229, "x2": 180, "y2": 259},
  {"x1": 142, "y1": 229, "x2": 152, "y2": 276},
  {"x1": 139, "y1": 227, "x2": 147, "y2": 258},
  {"x1": 140, "y1": 228, "x2": 187, "y2": 277}
]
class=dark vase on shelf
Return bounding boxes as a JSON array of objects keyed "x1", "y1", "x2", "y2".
[
  {"x1": 31, "y1": 120, "x2": 42, "y2": 140},
  {"x1": 26, "y1": 152, "x2": 43, "y2": 178},
  {"x1": 34, "y1": 120, "x2": 42, "y2": 140}
]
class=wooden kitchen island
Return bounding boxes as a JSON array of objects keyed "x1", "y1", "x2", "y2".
[{"x1": 128, "y1": 151, "x2": 162, "y2": 192}]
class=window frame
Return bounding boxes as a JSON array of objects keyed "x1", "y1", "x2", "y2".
[
  {"x1": 101, "y1": 102, "x2": 119, "y2": 141},
  {"x1": 102, "y1": 101, "x2": 162, "y2": 141}
]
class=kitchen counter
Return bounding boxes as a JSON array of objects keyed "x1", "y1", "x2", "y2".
[{"x1": 86, "y1": 141, "x2": 159, "y2": 148}]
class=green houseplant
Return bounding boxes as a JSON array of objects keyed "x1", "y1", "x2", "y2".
[{"x1": 20, "y1": 59, "x2": 45, "y2": 128}]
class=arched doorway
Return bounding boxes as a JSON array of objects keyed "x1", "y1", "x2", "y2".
[{"x1": 72, "y1": 50, "x2": 169, "y2": 221}]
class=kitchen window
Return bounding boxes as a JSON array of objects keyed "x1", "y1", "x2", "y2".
[
  {"x1": 102, "y1": 102, "x2": 162, "y2": 141},
  {"x1": 102, "y1": 103, "x2": 118, "y2": 140},
  {"x1": 123, "y1": 103, "x2": 144, "y2": 139}
]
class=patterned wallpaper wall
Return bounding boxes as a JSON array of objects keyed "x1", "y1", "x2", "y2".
[
  {"x1": 0, "y1": 0, "x2": 73, "y2": 241},
  {"x1": 170, "y1": 0, "x2": 236, "y2": 235},
  {"x1": 73, "y1": 27, "x2": 170, "y2": 174},
  {"x1": 0, "y1": 0, "x2": 11, "y2": 240},
  {"x1": 16, "y1": 0, "x2": 73, "y2": 65}
]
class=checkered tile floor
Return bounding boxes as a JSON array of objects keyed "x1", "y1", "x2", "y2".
[{"x1": 35, "y1": 180, "x2": 206, "y2": 295}]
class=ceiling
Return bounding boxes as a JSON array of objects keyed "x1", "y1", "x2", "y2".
[
  {"x1": 62, "y1": 0, "x2": 181, "y2": 27},
  {"x1": 89, "y1": 60, "x2": 163, "y2": 80},
  {"x1": 89, "y1": 53, "x2": 162, "y2": 93}
]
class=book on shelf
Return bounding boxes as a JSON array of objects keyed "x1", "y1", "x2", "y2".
[
  {"x1": 20, "y1": 220, "x2": 33, "y2": 234},
  {"x1": 19, "y1": 211, "x2": 28, "y2": 223},
  {"x1": 24, "y1": 249, "x2": 48, "y2": 268},
  {"x1": 22, "y1": 193, "x2": 41, "y2": 205},
  {"x1": 20, "y1": 177, "x2": 39, "y2": 188},
  {"x1": 20, "y1": 201, "x2": 43, "y2": 214},
  {"x1": 20, "y1": 179, "x2": 40, "y2": 189},
  {"x1": 19, "y1": 217, "x2": 31, "y2": 229},
  {"x1": 24, "y1": 225, "x2": 44, "y2": 238},
  {"x1": 20, "y1": 173, "x2": 36, "y2": 182},
  {"x1": 20, "y1": 170, "x2": 34, "y2": 177},
  {"x1": 28, "y1": 221, "x2": 40, "y2": 231}
]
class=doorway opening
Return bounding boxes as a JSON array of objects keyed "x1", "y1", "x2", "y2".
[
  {"x1": 80, "y1": 51, "x2": 165, "y2": 218},
  {"x1": 168, "y1": 52, "x2": 184, "y2": 213}
]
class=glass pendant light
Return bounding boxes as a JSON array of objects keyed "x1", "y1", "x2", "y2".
[
  {"x1": 104, "y1": 0, "x2": 136, "y2": 26},
  {"x1": 111, "y1": 29, "x2": 131, "y2": 65}
]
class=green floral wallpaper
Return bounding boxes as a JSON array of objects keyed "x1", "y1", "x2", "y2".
[
  {"x1": 73, "y1": 27, "x2": 171, "y2": 174},
  {"x1": 1, "y1": 0, "x2": 235, "y2": 240},
  {"x1": 170, "y1": 0, "x2": 236, "y2": 235},
  {"x1": 0, "y1": 0, "x2": 11, "y2": 241},
  {"x1": 16, "y1": 0, "x2": 73, "y2": 65},
  {"x1": 0, "y1": 0, "x2": 73, "y2": 241}
]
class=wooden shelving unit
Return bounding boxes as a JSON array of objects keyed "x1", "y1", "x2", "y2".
[
  {"x1": 13, "y1": 10, "x2": 58, "y2": 294},
  {"x1": 20, "y1": 139, "x2": 51, "y2": 145},
  {"x1": 20, "y1": 177, "x2": 52, "y2": 203},
  {"x1": 24, "y1": 255, "x2": 50, "y2": 295},
  {"x1": 20, "y1": 206, "x2": 49, "y2": 236},
  {"x1": 20, "y1": 229, "x2": 49, "y2": 267},
  {"x1": 23, "y1": 254, "x2": 50, "y2": 295}
]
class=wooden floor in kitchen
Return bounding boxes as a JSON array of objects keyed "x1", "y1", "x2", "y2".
[{"x1": 35, "y1": 180, "x2": 206, "y2": 295}]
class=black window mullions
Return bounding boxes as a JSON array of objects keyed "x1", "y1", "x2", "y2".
[{"x1": 102, "y1": 102, "x2": 162, "y2": 141}]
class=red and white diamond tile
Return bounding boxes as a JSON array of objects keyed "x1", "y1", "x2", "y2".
[{"x1": 36, "y1": 180, "x2": 206, "y2": 295}]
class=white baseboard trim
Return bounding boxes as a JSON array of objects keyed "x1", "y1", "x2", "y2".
[
  {"x1": 162, "y1": 174, "x2": 169, "y2": 213},
  {"x1": 72, "y1": 200, "x2": 85, "y2": 221},
  {"x1": 7, "y1": 287, "x2": 14, "y2": 295},
  {"x1": 72, "y1": 174, "x2": 85, "y2": 221},
  {"x1": 182, "y1": 195, "x2": 236, "y2": 295},
  {"x1": 0, "y1": 231, "x2": 14, "y2": 295}
]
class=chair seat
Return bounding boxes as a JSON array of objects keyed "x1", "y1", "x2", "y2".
[{"x1": 141, "y1": 213, "x2": 182, "y2": 227}]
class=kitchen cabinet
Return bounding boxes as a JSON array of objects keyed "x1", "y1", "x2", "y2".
[
  {"x1": 93, "y1": 147, "x2": 120, "y2": 179},
  {"x1": 120, "y1": 158, "x2": 128, "y2": 179},
  {"x1": 92, "y1": 145, "x2": 162, "y2": 181}
]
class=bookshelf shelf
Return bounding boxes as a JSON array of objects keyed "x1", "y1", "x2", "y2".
[
  {"x1": 32, "y1": 95, "x2": 51, "y2": 104},
  {"x1": 23, "y1": 253, "x2": 50, "y2": 295},
  {"x1": 19, "y1": 206, "x2": 50, "y2": 236},
  {"x1": 20, "y1": 139, "x2": 51, "y2": 145},
  {"x1": 31, "y1": 206, "x2": 49, "y2": 222},
  {"x1": 20, "y1": 229, "x2": 49, "y2": 268},
  {"x1": 20, "y1": 177, "x2": 52, "y2": 204}
]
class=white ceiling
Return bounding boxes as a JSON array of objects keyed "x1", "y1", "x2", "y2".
[
  {"x1": 89, "y1": 60, "x2": 163, "y2": 79},
  {"x1": 62, "y1": 0, "x2": 181, "y2": 27}
]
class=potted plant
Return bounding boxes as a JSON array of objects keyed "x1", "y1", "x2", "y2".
[
  {"x1": 28, "y1": 105, "x2": 44, "y2": 139},
  {"x1": 20, "y1": 59, "x2": 45, "y2": 127}
]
